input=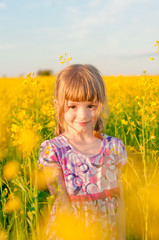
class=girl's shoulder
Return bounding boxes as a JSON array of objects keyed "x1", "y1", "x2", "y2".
[
  {"x1": 38, "y1": 135, "x2": 67, "y2": 169},
  {"x1": 102, "y1": 133, "x2": 124, "y2": 145},
  {"x1": 102, "y1": 134, "x2": 127, "y2": 167},
  {"x1": 40, "y1": 134, "x2": 68, "y2": 150}
]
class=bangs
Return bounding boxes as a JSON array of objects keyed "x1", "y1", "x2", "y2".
[{"x1": 64, "y1": 71, "x2": 101, "y2": 103}]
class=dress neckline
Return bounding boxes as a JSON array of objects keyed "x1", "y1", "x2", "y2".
[{"x1": 60, "y1": 134, "x2": 105, "y2": 158}]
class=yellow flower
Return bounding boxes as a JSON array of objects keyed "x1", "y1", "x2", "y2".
[
  {"x1": 138, "y1": 109, "x2": 144, "y2": 115},
  {"x1": 151, "y1": 102, "x2": 156, "y2": 106},
  {"x1": 53, "y1": 212, "x2": 102, "y2": 240},
  {"x1": 35, "y1": 123, "x2": 43, "y2": 131},
  {"x1": 11, "y1": 124, "x2": 19, "y2": 133},
  {"x1": 150, "y1": 116, "x2": 156, "y2": 122},
  {"x1": 47, "y1": 120, "x2": 56, "y2": 128},
  {"x1": 45, "y1": 150, "x2": 49, "y2": 155},
  {"x1": 2, "y1": 160, "x2": 20, "y2": 180},
  {"x1": 4, "y1": 196, "x2": 21, "y2": 213},
  {"x1": 130, "y1": 121, "x2": 135, "y2": 127},
  {"x1": 32, "y1": 168, "x2": 55, "y2": 190},
  {"x1": 17, "y1": 110, "x2": 27, "y2": 121},
  {"x1": 150, "y1": 136, "x2": 156, "y2": 140},
  {"x1": 18, "y1": 128, "x2": 38, "y2": 156},
  {"x1": 140, "y1": 145, "x2": 144, "y2": 151},
  {"x1": 121, "y1": 119, "x2": 128, "y2": 125},
  {"x1": 0, "y1": 229, "x2": 7, "y2": 240},
  {"x1": 149, "y1": 56, "x2": 154, "y2": 61}
]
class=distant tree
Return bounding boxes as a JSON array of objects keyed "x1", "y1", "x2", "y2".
[{"x1": 37, "y1": 70, "x2": 53, "y2": 76}]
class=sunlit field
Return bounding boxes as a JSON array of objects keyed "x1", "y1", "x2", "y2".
[{"x1": 0, "y1": 73, "x2": 159, "y2": 240}]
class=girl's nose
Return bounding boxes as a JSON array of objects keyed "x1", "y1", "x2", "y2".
[{"x1": 77, "y1": 107, "x2": 87, "y2": 119}]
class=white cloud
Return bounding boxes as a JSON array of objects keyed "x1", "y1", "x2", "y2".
[{"x1": 0, "y1": 2, "x2": 6, "y2": 9}]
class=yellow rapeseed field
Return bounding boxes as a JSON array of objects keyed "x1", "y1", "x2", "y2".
[{"x1": 0, "y1": 72, "x2": 159, "y2": 240}]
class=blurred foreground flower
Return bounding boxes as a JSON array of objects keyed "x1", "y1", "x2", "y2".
[
  {"x1": 47, "y1": 212, "x2": 104, "y2": 240},
  {"x1": 18, "y1": 128, "x2": 39, "y2": 156},
  {"x1": 0, "y1": 229, "x2": 8, "y2": 240},
  {"x1": 2, "y1": 160, "x2": 20, "y2": 181},
  {"x1": 4, "y1": 196, "x2": 21, "y2": 213},
  {"x1": 32, "y1": 167, "x2": 56, "y2": 190}
]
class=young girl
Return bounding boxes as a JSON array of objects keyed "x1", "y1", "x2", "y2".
[{"x1": 38, "y1": 64, "x2": 127, "y2": 240}]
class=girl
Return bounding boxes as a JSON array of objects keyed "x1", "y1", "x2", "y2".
[{"x1": 38, "y1": 64, "x2": 127, "y2": 240}]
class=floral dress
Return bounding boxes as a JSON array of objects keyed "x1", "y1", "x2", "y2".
[{"x1": 38, "y1": 134, "x2": 127, "y2": 240}]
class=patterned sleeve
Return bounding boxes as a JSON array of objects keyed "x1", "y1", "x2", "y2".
[
  {"x1": 115, "y1": 138, "x2": 128, "y2": 168},
  {"x1": 38, "y1": 140, "x2": 61, "y2": 170}
]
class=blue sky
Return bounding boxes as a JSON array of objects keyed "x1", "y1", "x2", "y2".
[{"x1": 0, "y1": 0, "x2": 159, "y2": 76}]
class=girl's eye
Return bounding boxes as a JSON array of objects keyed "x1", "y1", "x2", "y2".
[
  {"x1": 88, "y1": 105, "x2": 94, "y2": 109},
  {"x1": 68, "y1": 105, "x2": 76, "y2": 109}
]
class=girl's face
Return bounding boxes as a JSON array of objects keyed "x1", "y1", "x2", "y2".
[{"x1": 63, "y1": 100, "x2": 99, "y2": 134}]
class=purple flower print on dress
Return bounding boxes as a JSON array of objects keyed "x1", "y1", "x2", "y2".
[
  {"x1": 62, "y1": 157, "x2": 68, "y2": 166},
  {"x1": 63, "y1": 168, "x2": 69, "y2": 176},
  {"x1": 85, "y1": 183, "x2": 99, "y2": 194},
  {"x1": 89, "y1": 176, "x2": 97, "y2": 184},
  {"x1": 74, "y1": 177, "x2": 84, "y2": 186},
  {"x1": 75, "y1": 162, "x2": 89, "y2": 174},
  {"x1": 104, "y1": 147, "x2": 110, "y2": 156}
]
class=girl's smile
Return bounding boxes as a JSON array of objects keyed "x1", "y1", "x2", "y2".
[{"x1": 77, "y1": 121, "x2": 90, "y2": 126}]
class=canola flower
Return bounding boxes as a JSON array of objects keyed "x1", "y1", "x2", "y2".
[
  {"x1": 149, "y1": 56, "x2": 154, "y2": 61},
  {"x1": 59, "y1": 53, "x2": 72, "y2": 65},
  {"x1": 154, "y1": 40, "x2": 159, "y2": 54},
  {"x1": 2, "y1": 160, "x2": 20, "y2": 181},
  {"x1": 3, "y1": 195, "x2": 21, "y2": 213},
  {"x1": 0, "y1": 229, "x2": 8, "y2": 240},
  {"x1": 17, "y1": 128, "x2": 39, "y2": 156},
  {"x1": 32, "y1": 167, "x2": 57, "y2": 190},
  {"x1": 48, "y1": 212, "x2": 104, "y2": 240}
]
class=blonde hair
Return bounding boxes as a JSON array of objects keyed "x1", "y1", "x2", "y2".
[{"x1": 54, "y1": 64, "x2": 109, "y2": 136}]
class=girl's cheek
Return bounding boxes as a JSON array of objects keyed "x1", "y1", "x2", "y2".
[{"x1": 92, "y1": 112, "x2": 98, "y2": 121}]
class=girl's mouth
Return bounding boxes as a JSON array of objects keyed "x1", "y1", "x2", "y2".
[{"x1": 78, "y1": 122, "x2": 89, "y2": 126}]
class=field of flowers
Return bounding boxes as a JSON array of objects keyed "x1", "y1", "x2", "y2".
[{"x1": 0, "y1": 72, "x2": 159, "y2": 240}]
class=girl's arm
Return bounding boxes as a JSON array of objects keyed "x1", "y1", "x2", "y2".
[
  {"x1": 45, "y1": 168, "x2": 71, "y2": 214},
  {"x1": 116, "y1": 168, "x2": 126, "y2": 240},
  {"x1": 55, "y1": 169, "x2": 72, "y2": 213}
]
